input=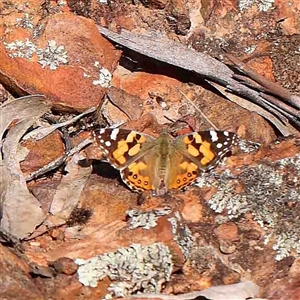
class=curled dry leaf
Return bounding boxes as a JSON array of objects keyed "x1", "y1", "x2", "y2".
[
  {"x1": 46, "y1": 153, "x2": 92, "y2": 227},
  {"x1": 0, "y1": 95, "x2": 51, "y2": 239}
]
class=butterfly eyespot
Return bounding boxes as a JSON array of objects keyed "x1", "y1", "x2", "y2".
[
  {"x1": 192, "y1": 171, "x2": 197, "y2": 175},
  {"x1": 187, "y1": 172, "x2": 192, "y2": 177},
  {"x1": 133, "y1": 174, "x2": 138, "y2": 179},
  {"x1": 129, "y1": 171, "x2": 133, "y2": 176},
  {"x1": 137, "y1": 179, "x2": 142, "y2": 184},
  {"x1": 183, "y1": 178, "x2": 187, "y2": 182},
  {"x1": 144, "y1": 181, "x2": 149, "y2": 186},
  {"x1": 176, "y1": 179, "x2": 181, "y2": 184}
]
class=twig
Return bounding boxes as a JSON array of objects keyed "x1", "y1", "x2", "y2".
[
  {"x1": 25, "y1": 138, "x2": 92, "y2": 181},
  {"x1": 23, "y1": 107, "x2": 96, "y2": 141},
  {"x1": 260, "y1": 93, "x2": 300, "y2": 126},
  {"x1": 225, "y1": 52, "x2": 300, "y2": 109},
  {"x1": 208, "y1": 81, "x2": 297, "y2": 136},
  {"x1": 97, "y1": 26, "x2": 234, "y2": 82},
  {"x1": 233, "y1": 74, "x2": 299, "y2": 120}
]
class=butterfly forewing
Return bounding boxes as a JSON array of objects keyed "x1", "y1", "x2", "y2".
[
  {"x1": 93, "y1": 128, "x2": 237, "y2": 194},
  {"x1": 93, "y1": 128, "x2": 156, "y2": 169},
  {"x1": 175, "y1": 130, "x2": 237, "y2": 171}
]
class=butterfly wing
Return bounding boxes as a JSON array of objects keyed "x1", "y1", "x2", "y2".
[
  {"x1": 93, "y1": 128, "x2": 157, "y2": 192},
  {"x1": 167, "y1": 130, "x2": 237, "y2": 190}
]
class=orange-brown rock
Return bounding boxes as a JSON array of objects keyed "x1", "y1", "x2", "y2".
[
  {"x1": 112, "y1": 69, "x2": 276, "y2": 144},
  {"x1": 50, "y1": 257, "x2": 78, "y2": 275},
  {"x1": 0, "y1": 12, "x2": 121, "y2": 111},
  {"x1": 275, "y1": 0, "x2": 300, "y2": 35},
  {"x1": 20, "y1": 131, "x2": 65, "y2": 175},
  {"x1": 289, "y1": 257, "x2": 300, "y2": 280},
  {"x1": 0, "y1": 244, "x2": 43, "y2": 300},
  {"x1": 214, "y1": 222, "x2": 239, "y2": 242},
  {"x1": 262, "y1": 278, "x2": 300, "y2": 300}
]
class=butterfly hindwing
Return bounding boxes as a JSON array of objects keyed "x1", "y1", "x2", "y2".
[
  {"x1": 120, "y1": 157, "x2": 154, "y2": 192},
  {"x1": 93, "y1": 128, "x2": 237, "y2": 194}
]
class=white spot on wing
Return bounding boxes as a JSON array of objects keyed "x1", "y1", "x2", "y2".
[
  {"x1": 210, "y1": 131, "x2": 218, "y2": 142},
  {"x1": 100, "y1": 139, "x2": 104, "y2": 143},
  {"x1": 216, "y1": 143, "x2": 223, "y2": 149},
  {"x1": 105, "y1": 141, "x2": 111, "y2": 147},
  {"x1": 224, "y1": 131, "x2": 229, "y2": 136},
  {"x1": 110, "y1": 128, "x2": 119, "y2": 140},
  {"x1": 99, "y1": 128, "x2": 105, "y2": 134}
]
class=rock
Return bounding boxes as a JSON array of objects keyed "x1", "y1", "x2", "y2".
[
  {"x1": 20, "y1": 131, "x2": 65, "y2": 176},
  {"x1": 214, "y1": 222, "x2": 239, "y2": 242},
  {"x1": 0, "y1": 12, "x2": 122, "y2": 111},
  {"x1": 275, "y1": 0, "x2": 300, "y2": 35},
  {"x1": 289, "y1": 257, "x2": 300, "y2": 280},
  {"x1": 262, "y1": 278, "x2": 300, "y2": 300},
  {"x1": 168, "y1": 0, "x2": 191, "y2": 35},
  {"x1": 50, "y1": 228, "x2": 65, "y2": 241},
  {"x1": 219, "y1": 240, "x2": 236, "y2": 254},
  {"x1": 50, "y1": 257, "x2": 78, "y2": 275},
  {"x1": 144, "y1": 0, "x2": 168, "y2": 9},
  {"x1": 0, "y1": 244, "x2": 44, "y2": 300}
]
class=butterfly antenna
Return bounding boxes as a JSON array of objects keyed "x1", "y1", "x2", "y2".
[{"x1": 177, "y1": 88, "x2": 219, "y2": 130}]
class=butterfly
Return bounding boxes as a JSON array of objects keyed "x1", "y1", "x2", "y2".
[{"x1": 92, "y1": 128, "x2": 237, "y2": 196}]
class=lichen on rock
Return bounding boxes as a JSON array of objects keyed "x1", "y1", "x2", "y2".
[
  {"x1": 196, "y1": 153, "x2": 300, "y2": 260},
  {"x1": 75, "y1": 243, "x2": 173, "y2": 298},
  {"x1": 127, "y1": 207, "x2": 172, "y2": 229},
  {"x1": 168, "y1": 212, "x2": 194, "y2": 260}
]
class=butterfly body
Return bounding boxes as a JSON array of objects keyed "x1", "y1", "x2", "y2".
[{"x1": 93, "y1": 128, "x2": 237, "y2": 195}]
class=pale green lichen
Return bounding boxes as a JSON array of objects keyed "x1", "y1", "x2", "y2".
[
  {"x1": 75, "y1": 243, "x2": 173, "y2": 298},
  {"x1": 92, "y1": 61, "x2": 112, "y2": 88},
  {"x1": 15, "y1": 13, "x2": 34, "y2": 29},
  {"x1": 3, "y1": 39, "x2": 68, "y2": 70},
  {"x1": 238, "y1": 0, "x2": 274, "y2": 12},
  {"x1": 127, "y1": 208, "x2": 172, "y2": 229},
  {"x1": 168, "y1": 212, "x2": 194, "y2": 260},
  {"x1": 3, "y1": 38, "x2": 36, "y2": 59},
  {"x1": 37, "y1": 40, "x2": 68, "y2": 70},
  {"x1": 196, "y1": 153, "x2": 300, "y2": 260}
]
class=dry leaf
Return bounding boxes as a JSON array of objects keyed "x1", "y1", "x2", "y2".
[
  {"x1": 0, "y1": 95, "x2": 50, "y2": 239},
  {"x1": 47, "y1": 153, "x2": 92, "y2": 226}
]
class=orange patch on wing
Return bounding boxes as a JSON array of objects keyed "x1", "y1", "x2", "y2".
[
  {"x1": 193, "y1": 133, "x2": 203, "y2": 143},
  {"x1": 188, "y1": 144, "x2": 200, "y2": 157},
  {"x1": 115, "y1": 155, "x2": 126, "y2": 164},
  {"x1": 137, "y1": 135, "x2": 147, "y2": 143},
  {"x1": 126, "y1": 162, "x2": 153, "y2": 190},
  {"x1": 128, "y1": 144, "x2": 141, "y2": 156},
  {"x1": 113, "y1": 140, "x2": 129, "y2": 157},
  {"x1": 201, "y1": 156, "x2": 211, "y2": 165},
  {"x1": 170, "y1": 161, "x2": 199, "y2": 189},
  {"x1": 128, "y1": 161, "x2": 147, "y2": 172},
  {"x1": 199, "y1": 141, "x2": 215, "y2": 164},
  {"x1": 126, "y1": 132, "x2": 136, "y2": 143},
  {"x1": 179, "y1": 161, "x2": 198, "y2": 172},
  {"x1": 183, "y1": 136, "x2": 192, "y2": 144}
]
